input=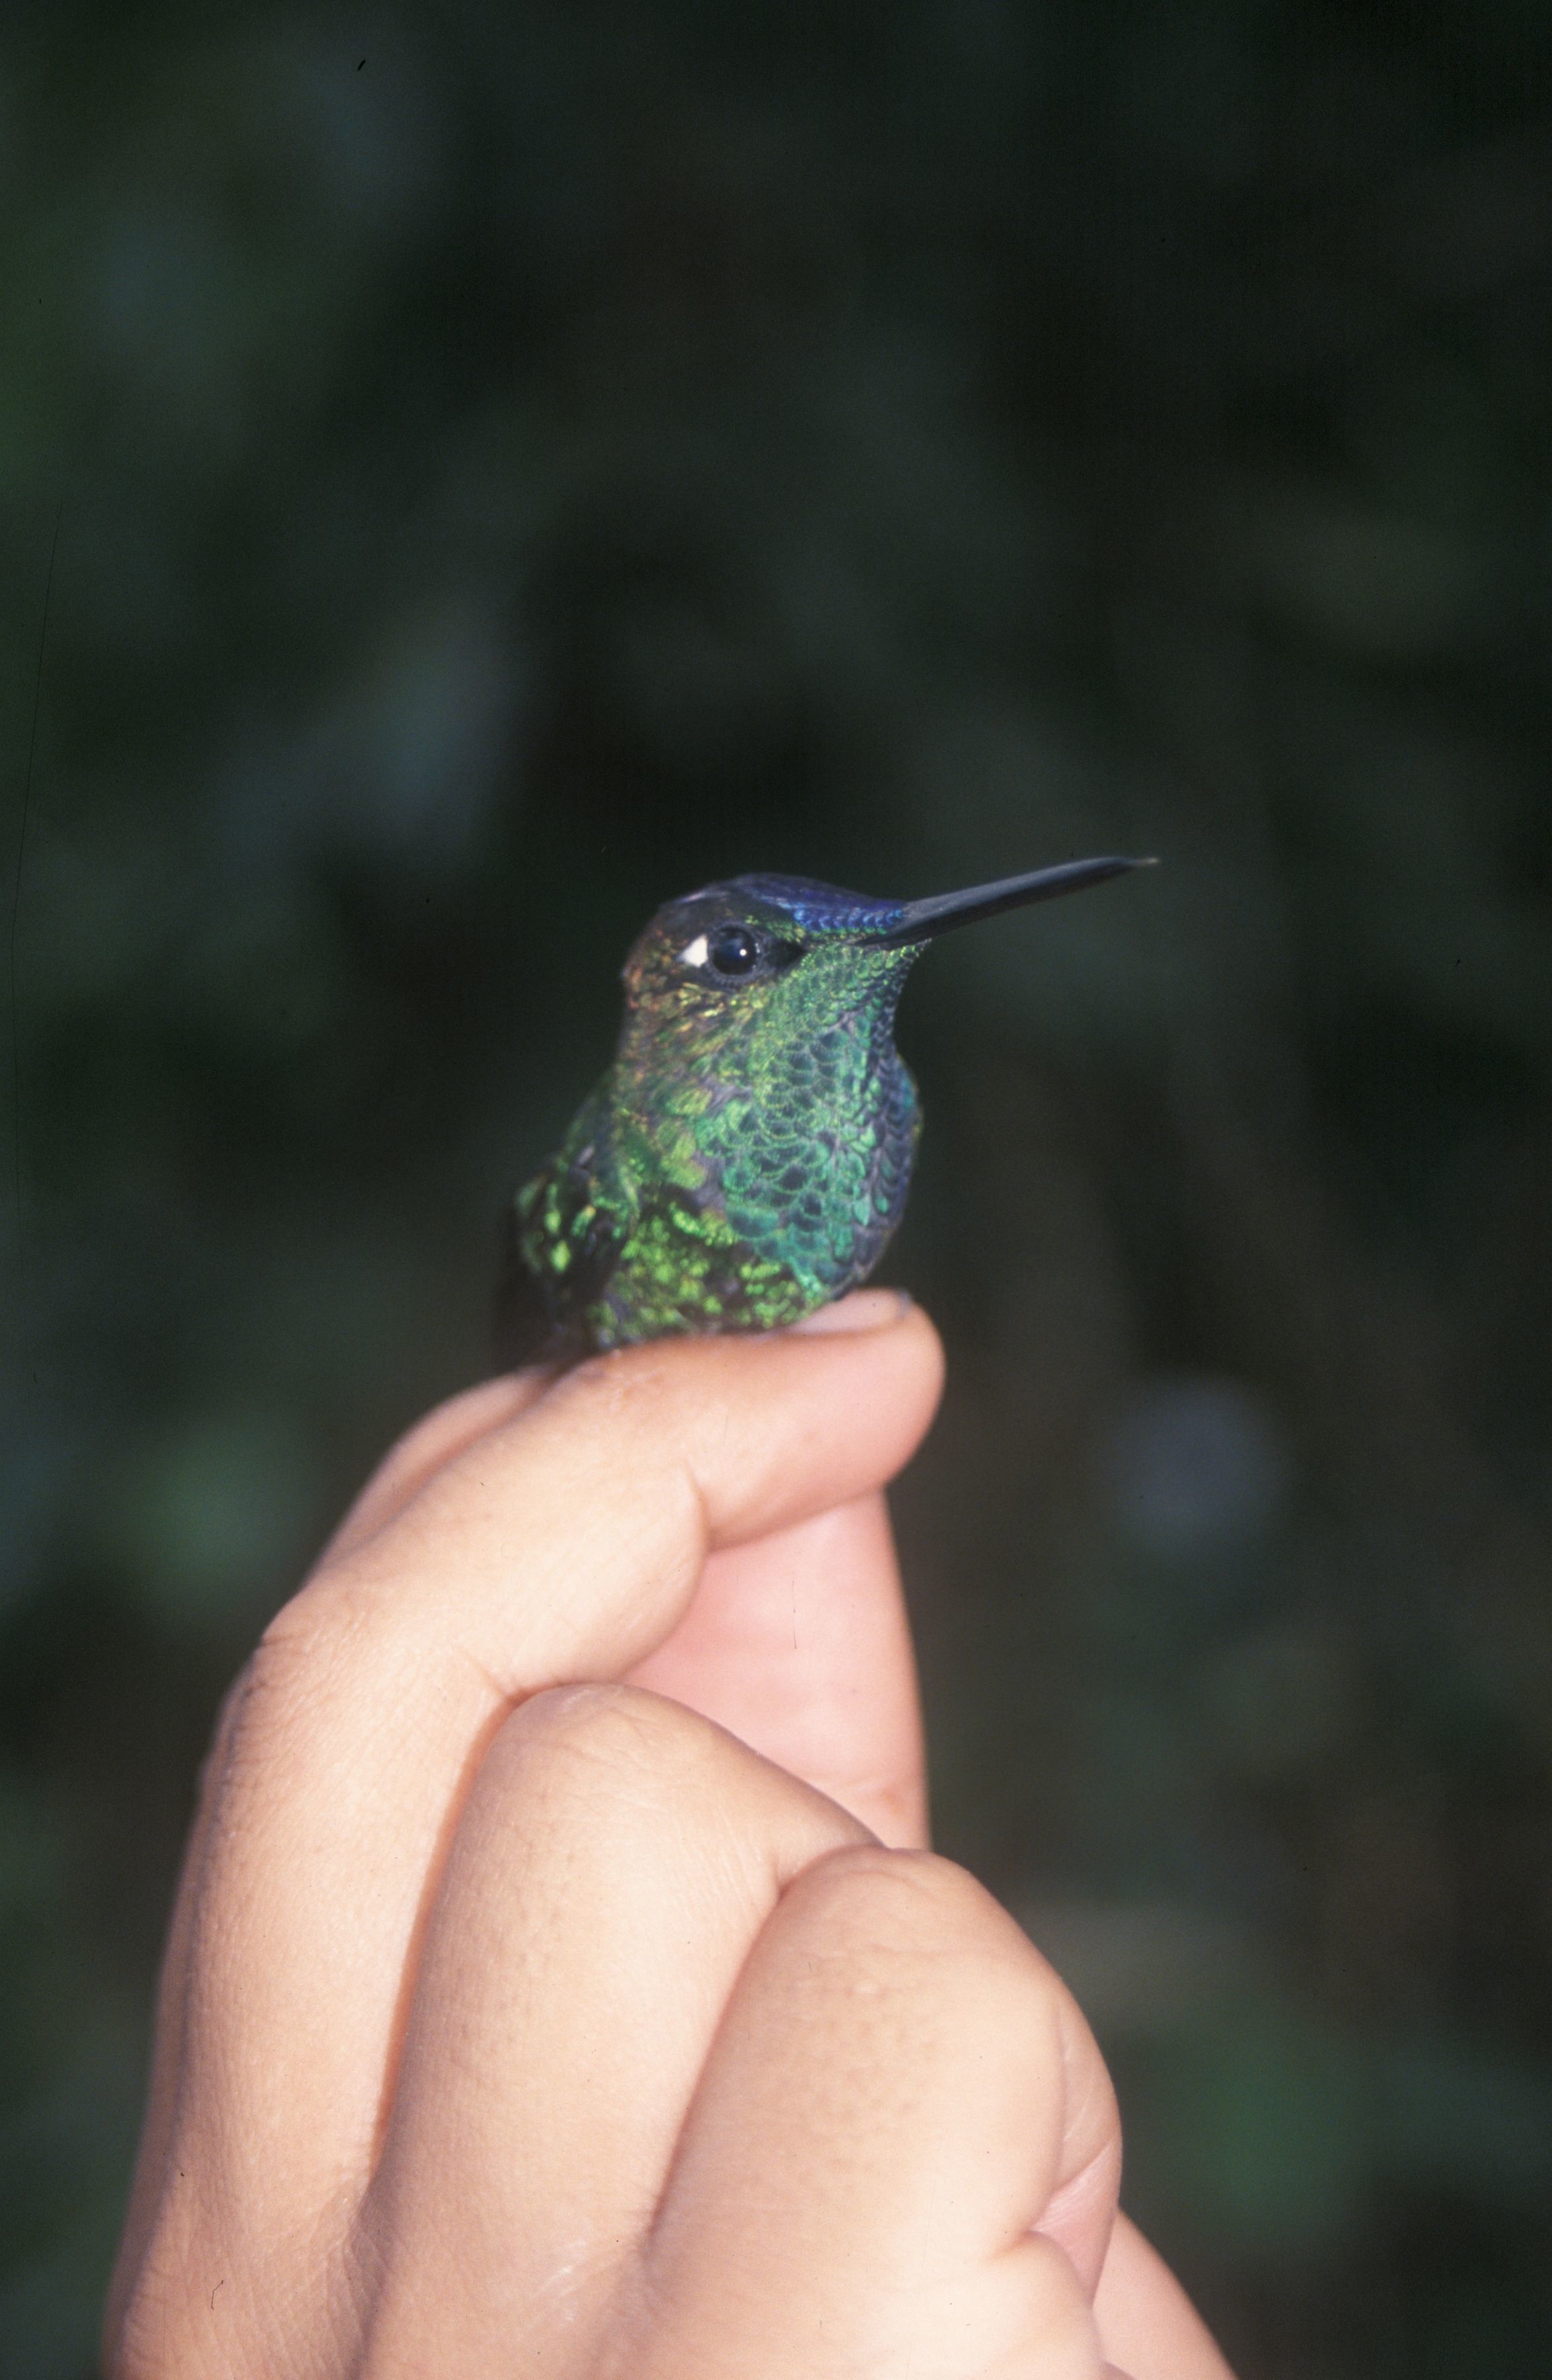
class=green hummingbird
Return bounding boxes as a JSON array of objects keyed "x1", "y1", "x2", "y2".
[{"x1": 495, "y1": 855, "x2": 1155, "y2": 1367}]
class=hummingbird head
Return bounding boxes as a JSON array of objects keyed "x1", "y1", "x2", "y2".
[{"x1": 615, "y1": 857, "x2": 1155, "y2": 1084}]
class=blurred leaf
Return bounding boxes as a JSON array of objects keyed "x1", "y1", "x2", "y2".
[
  {"x1": 112, "y1": 1409, "x2": 319, "y2": 1633},
  {"x1": 1127, "y1": 2003, "x2": 1375, "y2": 2261}
]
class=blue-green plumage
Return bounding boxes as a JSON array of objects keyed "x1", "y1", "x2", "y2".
[{"x1": 496, "y1": 856, "x2": 1153, "y2": 1366}]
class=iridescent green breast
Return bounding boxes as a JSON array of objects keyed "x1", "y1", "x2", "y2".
[{"x1": 496, "y1": 1022, "x2": 920, "y2": 1362}]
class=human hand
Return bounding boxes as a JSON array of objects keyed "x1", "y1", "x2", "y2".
[{"x1": 106, "y1": 1290, "x2": 1233, "y2": 2378}]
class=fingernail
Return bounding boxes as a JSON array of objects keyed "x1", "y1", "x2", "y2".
[{"x1": 790, "y1": 1289, "x2": 911, "y2": 1335}]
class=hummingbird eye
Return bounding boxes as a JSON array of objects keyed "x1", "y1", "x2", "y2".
[
  {"x1": 675, "y1": 919, "x2": 803, "y2": 980},
  {"x1": 707, "y1": 924, "x2": 760, "y2": 977}
]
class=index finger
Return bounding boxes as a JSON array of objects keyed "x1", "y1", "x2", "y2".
[{"x1": 144, "y1": 1302, "x2": 943, "y2": 2264}]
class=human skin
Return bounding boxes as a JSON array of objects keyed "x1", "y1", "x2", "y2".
[{"x1": 105, "y1": 1290, "x2": 1235, "y2": 2379}]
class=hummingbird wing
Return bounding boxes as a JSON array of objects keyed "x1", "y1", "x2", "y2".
[
  {"x1": 493, "y1": 1088, "x2": 633, "y2": 1368},
  {"x1": 493, "y1": 1197, "x2": 563, "y2": 1368}
]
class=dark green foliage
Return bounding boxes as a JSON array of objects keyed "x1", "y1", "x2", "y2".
[{"x1": 5, "y1": 3, "x2": 1552, "y2": 2371}]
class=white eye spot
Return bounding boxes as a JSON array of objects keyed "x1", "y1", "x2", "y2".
[{"x1": 678, "y1": 933, "x2": 710, "y2": 969}]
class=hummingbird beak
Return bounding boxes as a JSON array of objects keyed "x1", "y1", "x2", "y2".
[{"x1": 862, "y1": 855, "x2": 1159, "y2": 948}]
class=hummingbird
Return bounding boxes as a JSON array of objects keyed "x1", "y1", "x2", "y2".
[{"x1": 495, "y1": 855, "x2": 1155, "y2": 1367}]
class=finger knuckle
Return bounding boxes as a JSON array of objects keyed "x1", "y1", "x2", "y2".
[
  {"x1": 495, "y1": 1680, "x2": 718, "y2": 1798},
  {"x1": 206, "y1": 1571, "x2": 397, "y2": 1786},
  {"x1": 794, "y1": 1845, "x2": 1056, "y2": 2002},
  {"x1": 797, "y1": 1844, "x2": 991, "y2": 1939},
  {"x1": 256, "y1": 1563, "x2": 373, "y2": 1668}
]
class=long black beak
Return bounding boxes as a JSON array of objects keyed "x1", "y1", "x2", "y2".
[{"x1": 864, "y1": 855, "x2": 1157, "y2": 948}]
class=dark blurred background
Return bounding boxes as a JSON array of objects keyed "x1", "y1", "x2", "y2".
[{"x1": 4, "y1": 3, "x2": 1552, "y2": 2373}]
